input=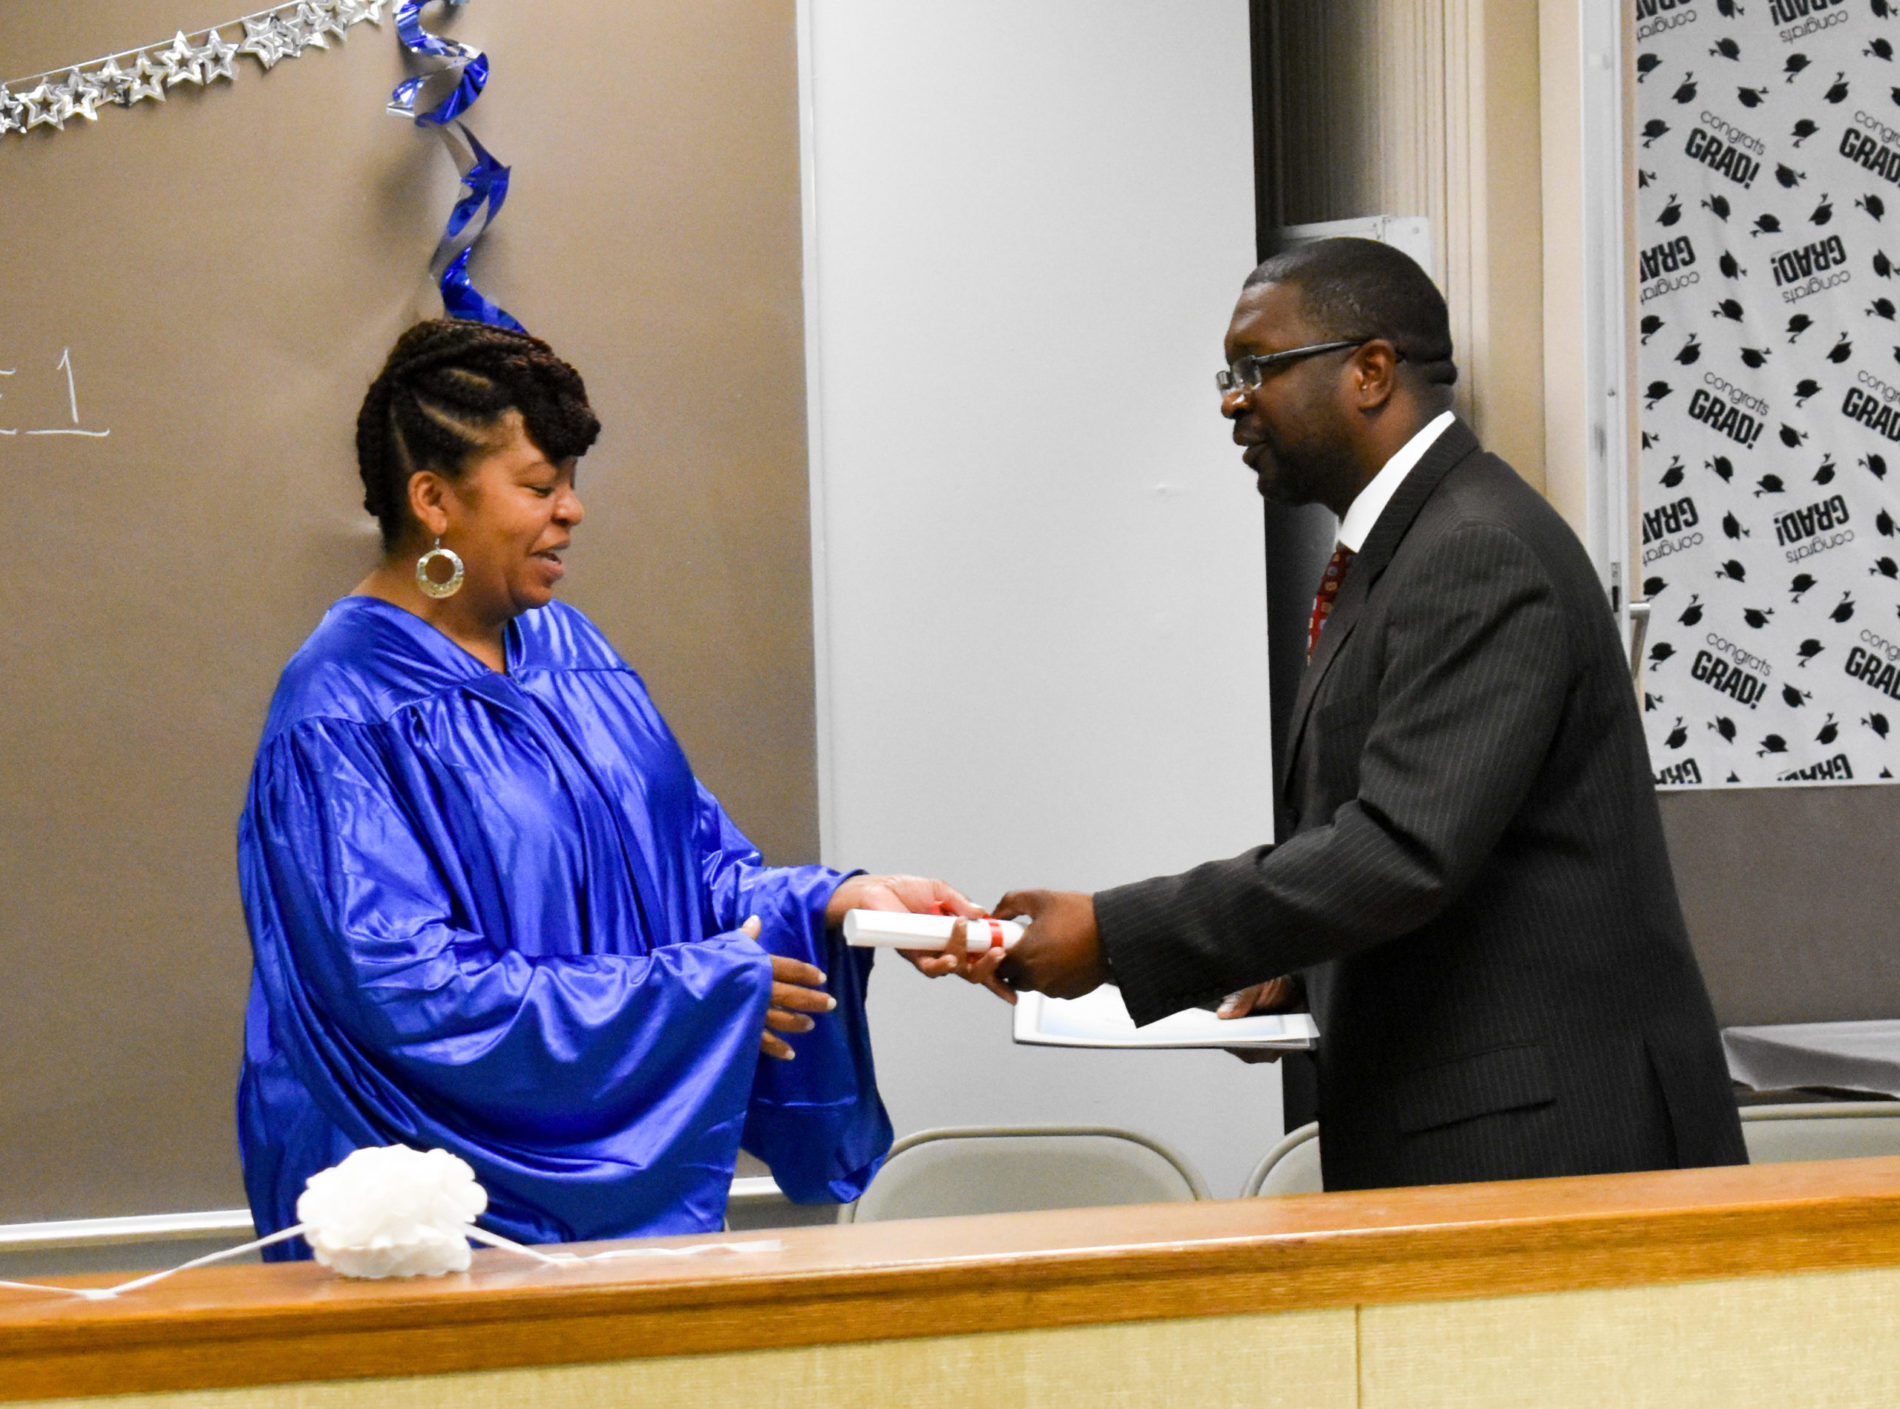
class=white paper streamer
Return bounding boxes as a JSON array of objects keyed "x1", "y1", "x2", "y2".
[{"x1": 0, "y1": 1145, "x2": 782, "y2": 1302}]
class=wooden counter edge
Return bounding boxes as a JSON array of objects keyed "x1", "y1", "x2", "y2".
[{"x1": 5, "y1": 1157, "x2": 1900, "y2": 1401}]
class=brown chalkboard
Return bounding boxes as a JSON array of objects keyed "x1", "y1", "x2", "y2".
[{"x1": 0, "y1": 2, "x2": 816, "y2": 1222}]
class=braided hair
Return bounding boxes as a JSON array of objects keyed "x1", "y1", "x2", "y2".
[{"x1": 355, "y1": 319, "x2": 602, "y2": 549}]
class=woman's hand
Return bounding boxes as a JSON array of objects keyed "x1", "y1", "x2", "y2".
[
  {"x1": 739, "y1": 915, "x2": 836, "y2": 1062},
  {"x1": 825, "y1": 874, "x2": 1014, "y2": 1004}
]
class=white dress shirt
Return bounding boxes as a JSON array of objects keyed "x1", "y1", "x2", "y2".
[{"x1": 1335, "y1": 410, "x2": 1456, "y2": 553}]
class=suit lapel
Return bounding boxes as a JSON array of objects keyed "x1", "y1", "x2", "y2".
[{"x1": 1280, "y1": 418, "x2": 1482, "y2": 798}]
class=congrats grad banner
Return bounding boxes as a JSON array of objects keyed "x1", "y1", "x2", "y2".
[{"x1": 1635, "y1": 0, "x2": 1900, "y2": 788}]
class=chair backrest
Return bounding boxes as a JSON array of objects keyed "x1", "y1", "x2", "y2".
[
  {"x1": 1244, "y1": 1122, "x2": 1323, "y2": 1197},
  {"x1": 1238, "y1": 1107, "x2": 1900, "y2": 1193},
  {"x1": 839, "y1": 1126, "x2": 1208, "y2": 1224},
  {"x1": 1739, "y1": 1103, "x2": 1900, "y2": 1164}
]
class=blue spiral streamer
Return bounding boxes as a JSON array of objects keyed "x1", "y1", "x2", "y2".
[{"x1": 389, "y1": 0, "x2": 520, "y2": 330}]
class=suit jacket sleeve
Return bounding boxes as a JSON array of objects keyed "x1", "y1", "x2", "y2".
[{"x1": 1097, "y1": 520, "x2": 1575, "y2": 1026}]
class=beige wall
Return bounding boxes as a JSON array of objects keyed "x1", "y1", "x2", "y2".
[
  {"x1": 1537, "y1": 0, "x2": 1587, "y2": 534},
  {"x1": 1264, "y1": 0, "x2": 1549, "y2": 494}
]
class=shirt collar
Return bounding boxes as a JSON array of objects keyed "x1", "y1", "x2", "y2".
[{"x1": 1335, "y1": 410, "x2": 1456, "y2": 553}]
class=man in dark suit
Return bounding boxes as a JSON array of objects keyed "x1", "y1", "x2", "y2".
[{"x1": 993, "y1": 238, "x2": 1745, "y2": 1190}]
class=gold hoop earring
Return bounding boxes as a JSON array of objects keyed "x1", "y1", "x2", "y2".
[{"x1": 415, "y1": 537, "x2": 465, "y2": 599}]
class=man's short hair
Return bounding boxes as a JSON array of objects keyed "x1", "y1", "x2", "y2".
[{"x1": 1245, "y1": 238, "x2": 1458, "y2": 386}]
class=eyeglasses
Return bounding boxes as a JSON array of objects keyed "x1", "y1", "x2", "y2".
[{"x1": 1216, "y1": 339, "x2": 1375, "y2": 395}]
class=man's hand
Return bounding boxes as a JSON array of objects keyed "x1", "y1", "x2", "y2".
[
  {"x1": 1217, "y1": 976, "x2": 1300, "y2": 1018},
  {"x1": 993, "y1": 889, "x2": 1111, "y2": 1000},
  {"x1": 825, "y1": 873, "x2": 1013, "y2": 1003},
  {"x1": 1218, "y1": 975, "x2": 1301, "y2": 1065}
]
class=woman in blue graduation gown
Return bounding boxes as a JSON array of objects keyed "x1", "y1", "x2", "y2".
[{"x1": 237, "y1": 321, "x2": 987, "y2": 1256}]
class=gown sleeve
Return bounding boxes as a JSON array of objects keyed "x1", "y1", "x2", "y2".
[
  {"x1": 692, "y1": 783, "x2": 893, "y2": 1203},
  {"x1": 243, "y1": 719, "x2": 777, "y2": 1240}
]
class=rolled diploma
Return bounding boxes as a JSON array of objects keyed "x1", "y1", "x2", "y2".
[{"x1": 841, "y1": 910, "x2": 1024, "y2": 951}]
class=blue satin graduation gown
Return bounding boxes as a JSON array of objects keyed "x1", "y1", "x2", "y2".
[{"x1": 236, "y1": 597, "x2": 888, "y2": 1256}]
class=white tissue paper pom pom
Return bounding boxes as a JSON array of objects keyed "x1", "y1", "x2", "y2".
[{"x1": 295, "y1": 1145, "x2": 489, "y2": 1279}]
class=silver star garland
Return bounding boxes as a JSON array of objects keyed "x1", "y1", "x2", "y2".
[
  {"x1": 199, "y1": 28, "x2": 242, "y2": 84},
  {"x1": 125, "y1": 55, "x2": 171, "y2": 106},
  {"x1": 56, "y1": 69, "x2": 105, "y2": 124},
  {"x1": 22, "y1": 82, "x2": 61, "y2": 132},
  {"x1": 93, "y1": 59, "x2": 134, "y2": 106},
  {"x1": 299, "y1": 1, "x2": 352, "y2": 48},
  {"x1": 239, "y1": 17, "x2": 293, "y2": 70},
  {"x1": 155, "y1": 32, "x2": 207, "y2": 89},
  {"x1": 1, "y1": 0, "x2": 387, "y2": 139}
]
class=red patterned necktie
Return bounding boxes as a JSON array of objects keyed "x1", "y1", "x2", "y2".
[{"x1": 1307, "y1": 545, "x2": 1356, "y2": 662}]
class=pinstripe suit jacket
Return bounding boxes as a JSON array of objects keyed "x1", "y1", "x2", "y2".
[{"x1": 1096, "y1": 419, "x2": 1745, "y2": 1191}]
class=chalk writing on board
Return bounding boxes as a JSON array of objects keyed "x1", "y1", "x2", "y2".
[{"x1": 0, "y1": 349, "x2": 111, "y2": 438}]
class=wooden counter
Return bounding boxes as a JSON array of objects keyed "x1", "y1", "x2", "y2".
[{"x1": 7, "y1": 1157, "x2": 1900, "y2": 1406}]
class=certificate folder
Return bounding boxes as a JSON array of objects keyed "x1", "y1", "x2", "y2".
[{"x1": 1013, "y1": 985, "x2": 1319, "y2": 1051}]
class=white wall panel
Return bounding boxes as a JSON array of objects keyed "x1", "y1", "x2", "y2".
[{"x1": 802, "y1": 0, "x2": 1282, "y2": 1196}]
